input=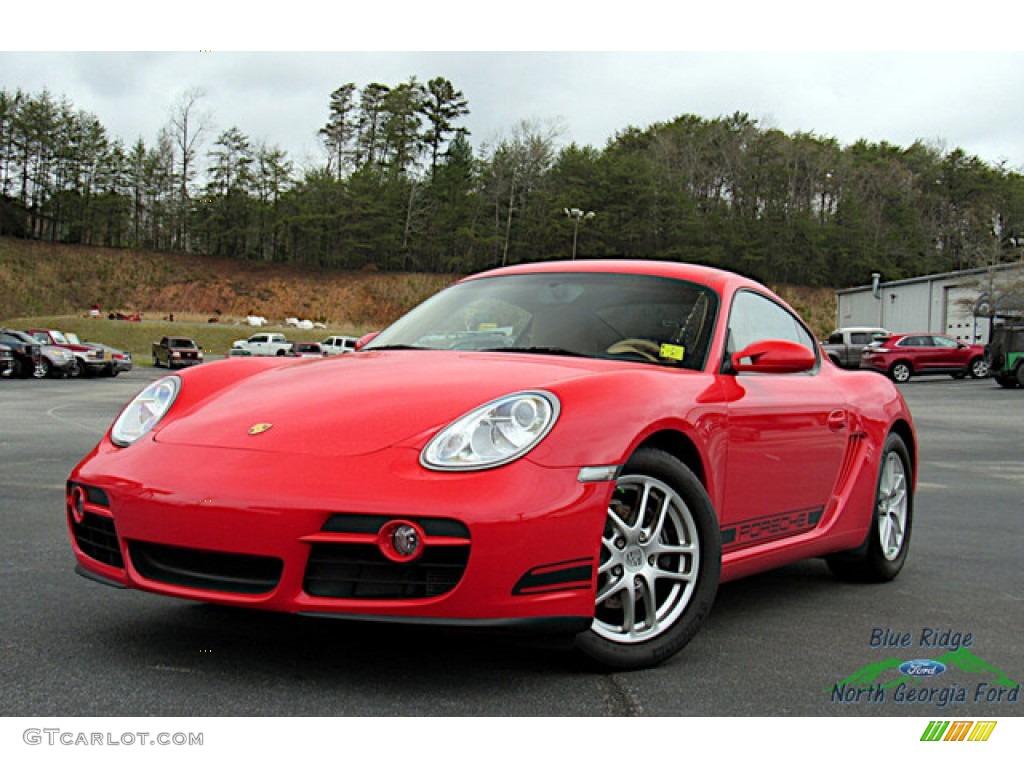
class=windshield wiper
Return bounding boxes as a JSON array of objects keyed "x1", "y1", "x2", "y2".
[
  {"x1": 364, "y1": 344, "x2": 426, "y2": 352},
  {"x1": 479, "y1": 346, "x2": 588, "y2": 358}
]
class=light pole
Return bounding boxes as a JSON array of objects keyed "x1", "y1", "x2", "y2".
[{"x1": 564, "y1": 207, "x2": 595, "y2": 259}]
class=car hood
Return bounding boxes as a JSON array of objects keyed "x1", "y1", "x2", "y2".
[{"x1": 154, "y1": 350, "x2": 610, "y2": 456}]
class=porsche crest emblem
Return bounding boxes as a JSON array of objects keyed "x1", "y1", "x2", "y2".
[{"x1": 247, "y1": 423, "x2": 274, "y2": 436}]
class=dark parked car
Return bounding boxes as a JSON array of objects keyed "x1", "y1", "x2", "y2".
[
  {"x1": 0, "y1": 329, "x2": 44, "y2": 378},
  {"x1": 152, "y1": 336, "x2": 203, "y2": 369},
  {"x1": 290, "y1": 342, "x2": 326, "y2": 358},
  {"x1": 860, "y1": 333, "x2": 988, "y2": 382},
  {"x1": 0, "y1": 345, "x2": 13, "y2": 377},
  {"x1": 986, "y1": 325, "x2": 1024, "y2": 389}
]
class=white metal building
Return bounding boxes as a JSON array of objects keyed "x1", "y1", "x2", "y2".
[{"x1": 835, "y1": 262, "x2": 1024, "y2": 344}]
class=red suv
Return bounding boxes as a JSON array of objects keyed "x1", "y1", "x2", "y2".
[{"x1": 860, "y1": 333, "x2": 989, "y2": 382}]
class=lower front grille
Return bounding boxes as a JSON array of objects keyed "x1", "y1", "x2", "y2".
[
  {"x1": 304, "y1": 543, "x2": 469, "y2": 600},
  {"x1": 71, "y1": 511, "x2": 124, "y2": 569},
  {"x1": 127, "y1": 541, "x2": 283, "y2": 595}
]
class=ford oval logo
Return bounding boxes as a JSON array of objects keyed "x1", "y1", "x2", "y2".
[{"x1": 899, "y1": 659, "x2": 947, "y2": 678}]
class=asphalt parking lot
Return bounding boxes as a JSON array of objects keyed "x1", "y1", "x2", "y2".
[{"x1": 0, "y1": 368, "x2": 1021, "y2": 717}]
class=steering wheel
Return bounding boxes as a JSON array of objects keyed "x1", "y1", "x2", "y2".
[{"x1": 606, "y1": 338, "x2": 662, "y2": 363}]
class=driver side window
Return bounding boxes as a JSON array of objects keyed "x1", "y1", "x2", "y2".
[{"x1": 726, "y1": 290, "x2": 817, "y2": 358}]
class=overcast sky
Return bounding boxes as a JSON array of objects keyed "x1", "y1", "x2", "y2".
[{"x1": 4, "y1": 4, "x2": 1024, "y2": 171}]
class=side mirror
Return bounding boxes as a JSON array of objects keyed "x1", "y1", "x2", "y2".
[
  {"x1": 355, "y1": 331, "x2": 380, "y2": 351},
  {"x1": 731, "y1": 339, "x2": 816, "y2": 375}
]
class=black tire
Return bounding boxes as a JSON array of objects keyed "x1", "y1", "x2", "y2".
[
  {"x1": 153, "y1": 355, "x2": 161, "y2": 368},
  {"x1": 995, "y1": 375, "x2": 1017, "y2": 389},
  {"x1": 889, "y1": 361, "x2": 911, "y2": 383},
  {"x1": 1017, "y1": 364, "x2": 1024, "y2": 388},
  {"x1": 969, "y1": 357, "x2": 989, "y2": 378},
  {"x1": 33, "y1": 359, "x2": 49, "y2": 379},
  {"x1": 574, "y1": 447, "x2": 720, "y2": 670},
  {"x1": 68, "y1": 358, "x2": 84, "y2": 379},
  {"x1": 827, "y1": 432, "x2": 913, "y2": 583}
]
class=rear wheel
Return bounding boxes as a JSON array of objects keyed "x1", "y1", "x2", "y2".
[
  {"x1": 575, "y1": 447, "x2": 720, "y2": 670},
  {"x1": 827, "y1": 432, "x2": 913, "y2": 582},
  {"x1": 1018, "y1": 364, "x2": 1024, "y2": 388},
  {"x1": 969, "y1": 357, "x2": 989, "y2": 378}
]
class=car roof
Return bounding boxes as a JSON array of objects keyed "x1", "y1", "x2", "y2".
[{"x1": 470, "y1": 259, "x2": 747, "y2": 293}]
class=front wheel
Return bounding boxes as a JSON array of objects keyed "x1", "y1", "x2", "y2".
[
  {"x1": 827, "y1": 432, "x2": 913, "y2": 582},
  {"x1": 575, "y1": 448, "x2": 720, "y2": 670},
  {"x1": 889, "y1": 362, "x2": 912, "y2": 383},
  {"x1": 33, "y1": 359, "x2": 49, "y2": 379}
]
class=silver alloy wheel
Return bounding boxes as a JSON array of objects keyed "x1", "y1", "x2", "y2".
[
  {"x1": 970, "y1": 358, "x2": 989, "y2": 378},
  {"x1": 592, "y1": 474, "x2": 699, "y2": 644},
  {"x1": 891, "y1": 362, "x2": 911, "y2": 383},
  {"x1": 876, "y1": 450, "x2": 909, "y2": 561}
]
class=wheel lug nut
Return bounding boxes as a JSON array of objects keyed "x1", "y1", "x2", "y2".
[{"x1": 615, "y1": 538, "x2": 625, "y2": 549}]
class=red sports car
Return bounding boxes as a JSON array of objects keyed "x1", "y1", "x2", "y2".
[{"x1": 67, "y1": 260, "x2": 916, "y2": 669}]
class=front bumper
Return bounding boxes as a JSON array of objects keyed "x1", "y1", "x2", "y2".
[
  {"x1": 46, "y1": 356, "x2": 76, "y2": 374},
  {"x1": 67, "y1": 438, "x2": 610, "y2": 627}
]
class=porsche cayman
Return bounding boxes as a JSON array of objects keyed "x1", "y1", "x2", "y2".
[{"x1": 66, "y1": 260, "x2": 916, "y2": 669}]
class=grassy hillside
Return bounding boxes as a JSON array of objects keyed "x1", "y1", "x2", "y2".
[
  {"x1": 0, "y1": 237, "x2": 455, "y2": 329},
  {"x1": 1, "y1": 236, "x2": 838, "y2": 363}
]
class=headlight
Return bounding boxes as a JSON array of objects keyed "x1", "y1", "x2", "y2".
[
  {"x1": 421, "y1": 391, "x2": 559, "y2": 471},
  {"x1": 110, "y1": 376, "x2": 181, "y2": 447}
]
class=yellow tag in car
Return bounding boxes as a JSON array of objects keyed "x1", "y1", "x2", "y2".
[{"x1": 660, "y1": 343, "x2": 685, "y2": 361}]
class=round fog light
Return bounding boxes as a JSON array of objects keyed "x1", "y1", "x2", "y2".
[
  {"x1": 70, "y1": 486, "x2": 86, "y2": 524},
  {"x1": 378, "y1": 520, "x2": 424, "y2": 562}
]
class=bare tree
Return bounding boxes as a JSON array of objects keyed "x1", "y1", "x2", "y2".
[{"x1": 168, "y1": 88, "x2": 210, "y2": 250}]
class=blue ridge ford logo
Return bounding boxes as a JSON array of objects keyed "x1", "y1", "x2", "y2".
[{"x1": 899, "y1": 659, "x2": 947, "y2": 678}]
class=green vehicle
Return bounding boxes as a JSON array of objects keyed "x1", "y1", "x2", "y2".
[{"x1": 986, "y1": 325, "x2": 1024, "y2": 389}]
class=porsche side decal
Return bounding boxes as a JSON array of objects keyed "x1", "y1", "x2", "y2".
[{"x1": 720, "y1": 507, "x2": 824, "y2": 551}]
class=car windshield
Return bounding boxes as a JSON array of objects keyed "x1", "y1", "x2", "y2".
[
  {"x1": 365, "y1": 272, "x2": 719, "y2": 370},
  {"x1": 170, "y1": 339, "x2": 195, "y2": 348}
]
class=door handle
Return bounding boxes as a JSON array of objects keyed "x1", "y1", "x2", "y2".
[{"x1": 827, "y1": 410, "x2": 847, "y2": 431}]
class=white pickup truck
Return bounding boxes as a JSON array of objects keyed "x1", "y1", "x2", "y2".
[{"x1": 231, "y1": 333, "x2": 293, "y2": 356}]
